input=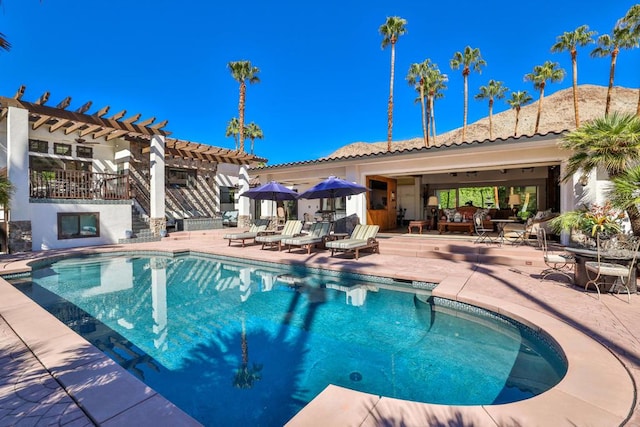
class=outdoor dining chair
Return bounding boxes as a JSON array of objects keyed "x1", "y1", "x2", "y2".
[
  {"x1": 473, "y1": 212, "x2": 496, "y2": 245},
  {"x1": 538, "y1": 228, "x2": 575, "y2": 282},
  {"x1": 584, "y1": 233, "x2": 640, "y2": 303}
]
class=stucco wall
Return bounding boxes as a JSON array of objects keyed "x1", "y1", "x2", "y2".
[{"x1": 30, "y1": 201, "x2": 132, "y2": 251}]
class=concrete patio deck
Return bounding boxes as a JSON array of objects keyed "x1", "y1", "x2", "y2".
[{"x1": 0, "y1": 228, "x2": 638, "y2": 426}]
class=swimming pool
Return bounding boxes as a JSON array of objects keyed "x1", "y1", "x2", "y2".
[{"x1": 11, "y1": 253, "x2": 567, "y2": 426}]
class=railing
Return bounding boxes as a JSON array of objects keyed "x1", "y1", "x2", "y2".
[{"x1": 30, "y1": 170, "x2": 130, "y2": 200}]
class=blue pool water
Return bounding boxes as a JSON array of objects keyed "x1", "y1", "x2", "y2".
[{"x1": 11, "y1": 253, "x2": 567, "y2": 426}]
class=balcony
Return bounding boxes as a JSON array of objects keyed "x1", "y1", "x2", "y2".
[{"x1": 30, "y1": 170, "x2": 130, "y2": 200}]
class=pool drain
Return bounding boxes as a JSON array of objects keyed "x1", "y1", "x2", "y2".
[{"x1": 349, "y1": 371, "x2": 363, "y2": 382}]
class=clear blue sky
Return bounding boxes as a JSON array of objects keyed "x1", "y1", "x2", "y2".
[{"x1": 1, "y1": 1, "x2": 638, "y2": 165}]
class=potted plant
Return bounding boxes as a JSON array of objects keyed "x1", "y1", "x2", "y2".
[{"x1": 550, "y1": 202, "x2": 624, "y2": 246}]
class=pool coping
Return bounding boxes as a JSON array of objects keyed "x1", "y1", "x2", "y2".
[{"x1": 0, "y1": 245, "x2": 636, "y2": 426}]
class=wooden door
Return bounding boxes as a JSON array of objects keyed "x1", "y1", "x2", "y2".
[{"x1": 366, "y1": 175, "x2": 397, "y2": 231}]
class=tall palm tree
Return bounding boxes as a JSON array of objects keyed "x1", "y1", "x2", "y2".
[
  {"x1": 424, "y1": 65, "x2": 448, "y2": 145},
  {"x1": 590, "y1": 26, "x2": 638, "y2": 117},
  {"x1": 475, "y1": 80, "x2": 508, "y2": 140},
  {"x1": 619, "y1": 5, "x2": 640, "y2": 116},
  {"x1": 551, "y1": 25, "x2": 597, "y2": 127},
  {"x1": 0, "y1": 32, "x2": 10, "y2": 53},
  {"x1": 506, "y1": 91, "x2": 533, "y2": 136},
  {"x1": 228, "y1": 61, "x2": 260, "y2": 153},
  {"x1": 225, "y1": 117, "x2": 241, "y2": 151},
  {"x1": 450, "y1": 46, "x2": 486, "y2": 142},
  {"x1": 244, "y1": 122, "x2": 263, "y2": 155},
  {"x1": 524, "y1": 61, "x2": 565, "y2": 134},
  {"x1": 560, "y1": 113, "x2": 640, "y2": 235},
  {"x1": 379, "y1": 16, "x2": 408, "y2": 152},
  {"x1": 407, "y1": 61, "x2": 430, "y2": 147}
]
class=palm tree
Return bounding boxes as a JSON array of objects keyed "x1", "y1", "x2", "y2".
[
  {"x1": 450, "y1": 46, "x2": 486, "y2": 142},
  {"x1": 551, "y1": 25, "x2": 597, "y2": 127},
  {"x1": 506, "y1": 91, "x2": 533, "y2": 136},
  {"x1": 407, "y1": 61, "x2": 430, "y2": 147},
  {"x1": 379, "y1": 16, "x2": 408, "y2": 152},
  {"x1": 475, "y1": 80, "x2": 508, "y2": 140},
  {"x1": 0, "y1": 32, "x2": 10, "y2": 53},
  {"x1": 244, "y1": 122, "x2": 263, "y2": 155},
  {"x1": 618, "y1": 5, "x2": 640, "y2": 115},
  {"x1": 590, "y1": 26, "x2": 638, "y2": 117},
  {"x1": 560, "y1": 113, "x2": 640, "y2": 235},
  {"x1": 424, "y1": 65, "x2": 448, "y2": 145},
  {"x1": 225, "y1": 117, "x2": 240, "y2": 151},
  {"x1": 524, "y1": 61, "x2": 565, "y2": 134},
  {"x1": 609, "y1": 165, "x2": 640, "y2": 235},
  {"x1": 228, "y1": 61, "x2": 260, "y2": 153}
]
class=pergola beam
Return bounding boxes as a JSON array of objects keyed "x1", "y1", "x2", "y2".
[
  {"x1": 35, "y1": 92, "x2": 50, "y2": 105},
  {"x1": 76, "y1": 101, "x2": 92, "y2": 114},
  {"x1": 32, "y1": 115, "x2": 51, "y2": 130},
  {"x1": 56, "y1": 97, "x2": 71, "y2": 110}
]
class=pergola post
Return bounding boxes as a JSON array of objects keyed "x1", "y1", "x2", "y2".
[{"x1": 149, "y1": 134, "x2": 166, "y2": 236}]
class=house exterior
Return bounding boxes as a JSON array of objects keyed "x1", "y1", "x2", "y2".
[
  {"x1": 0, "y1": 87, "x2": 264, "y2": 253},
  {"x1": 250, "y1": 131, "x2": 604, "y2": 241}
]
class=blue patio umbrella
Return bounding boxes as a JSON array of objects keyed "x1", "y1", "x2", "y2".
[
  {"x1": 297, "y1": 176, "x2": 367, "y2": 200},
  {"x1": 239, "y1": 181, "x2": 298, "y2": 201}
]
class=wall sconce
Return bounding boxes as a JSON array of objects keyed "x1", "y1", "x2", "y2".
[
  {"x1": 391, "y1": 191, "x2": 396, "y2": 202},
  {"x1": 578, "y1": 174, "x2": 589, "y2": 186}
]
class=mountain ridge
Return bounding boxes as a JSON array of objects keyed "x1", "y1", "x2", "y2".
[{"x1": 327, "y1": 85, "x2": 639, "y2": 159}]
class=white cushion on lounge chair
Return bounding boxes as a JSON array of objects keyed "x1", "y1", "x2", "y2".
[
  {"x1": 224, "y1": 223, "x2": 268, "y2": 246},
  {"x1": 281, "y1": 222, "x2": 332, "y2": 254},
  {"x1": 326, "y1": 224, "x2": 380, "y2": 259},
  {"x1": 255, "y1": 220, "x2": 303, "y2": 248}
]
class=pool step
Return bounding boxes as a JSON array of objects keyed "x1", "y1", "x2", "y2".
[{"x1": 379, "y1": 236, "x2": 546, "y2": 268}]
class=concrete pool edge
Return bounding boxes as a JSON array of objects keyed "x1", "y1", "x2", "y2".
[{"x1": 0, "y1": 246, "x2": 636, "y2": 426}]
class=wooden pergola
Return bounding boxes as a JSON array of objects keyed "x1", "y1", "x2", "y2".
[{"x1": 0, "y1": 85, "x2": 266, "y2": 165}]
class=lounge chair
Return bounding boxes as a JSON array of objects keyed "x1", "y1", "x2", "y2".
[
  {"x1": 223, "y1": 220, "x2": 269, "y2": 247},
  {"x1": 325, "y1": 224, "x2": 380, "y2": 260},
  {"x1": 255, "y1": 220, "x2": 303, "y2": 250},
  {"x1": 281, "y1": 222, "x2": 332, "y2": 254}
]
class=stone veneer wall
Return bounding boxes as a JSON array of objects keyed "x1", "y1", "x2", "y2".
[
  {"x1": 238, "y1": 215, "x2": 251, "y2": 229},
  {"x1": 8, "y1": 221, "x2": 32, "y2": 253},
  {"x1": 149, "y1": 217, "x2": 166, "y2": 236}
]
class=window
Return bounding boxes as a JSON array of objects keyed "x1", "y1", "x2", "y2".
[
  {"x1": 29, "y1": 139, "x2": 48, "y2": 153},
  {"x1": 76, "y1": 146, "x2": 93, "y2": 159},
  {"x1": 368, "y1": 179, "x2": 388, "y2": 210},
  {"x1": 167, "y1": 168, "x2": 197, "y2": 187},
  {"x1": 54, "y1": 143, "x2": 72, "y2": 156},
  {"x1": 30, "y1": 157, "x2": 91, "y2": 172},
  {"x1": 58, "y1": 213, "x2": 100, "y2": 239},
  {"x1": 220, "y1": 186, "x2": 237, "y2": 204}
]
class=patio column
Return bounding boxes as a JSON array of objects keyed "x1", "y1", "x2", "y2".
[
  {"x1": 559, "y1": 161, "x2": 579, "y2": 246},
  {"x1": 6, "y1": 106, "x2": 32, "y2": 252},
  {"x1": 149, "y1": 134, "x2": 166, "y2": 236},
  {"x1": 238, "y1": 165, "x2": 251, "y2": 227}
]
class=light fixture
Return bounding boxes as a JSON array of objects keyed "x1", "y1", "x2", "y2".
[
  {"x1": 578, "y1": 174, "x2": 589, "y2": 186},
  {"x1": 508, "y1": 194, "x2": 521, "y2": 218}
]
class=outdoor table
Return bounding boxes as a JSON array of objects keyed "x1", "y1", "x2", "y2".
[
  {"x1": 491, "y1": 219, "x2": 517, "y2": 243},
  {"x1": 408, "y1": 220, "x2": 430, "y2": 234},
  {"x1": 564, "y1": 246, "x2": 638, "y2": 293},
  {"x1": 438, "y1": 221, "x2": 473, "y2": 235}
]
